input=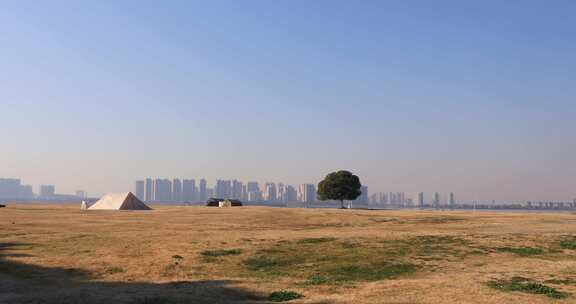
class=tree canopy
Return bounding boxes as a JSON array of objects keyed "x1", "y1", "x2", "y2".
[{"x1": 317, "y1": 170, "x2": 362, "y2": 209}]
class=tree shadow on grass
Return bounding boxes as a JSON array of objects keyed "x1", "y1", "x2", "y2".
[{"x1": 0, "y1": 242, "x2": 266, "y2": 304}]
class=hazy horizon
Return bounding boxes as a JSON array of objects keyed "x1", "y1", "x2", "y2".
[{"x1": 1, "y1": 1, "x2": 575, "y2": 202}]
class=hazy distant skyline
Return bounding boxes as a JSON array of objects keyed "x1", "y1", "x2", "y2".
[{"x1": 1, "y1": 1, "x2": 575, "y2": 202}]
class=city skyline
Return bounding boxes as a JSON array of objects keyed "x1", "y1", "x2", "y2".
[
  {"x1": 133, "y1": 177, "x2": 322, "y2": 204},
  {"x1": 2, "y1": 175, "x2": 575, "y2": 207},
  {"x1": 1, "y1": 2, "x2": 575, "y2": 202}
]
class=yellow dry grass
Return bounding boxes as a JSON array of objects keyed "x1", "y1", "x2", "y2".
[{"x1": 2, "y1": 204, "x2": 576, "y2": 303}]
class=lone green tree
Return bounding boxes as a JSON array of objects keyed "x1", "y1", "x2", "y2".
[{"x1": 317, "y1": 170, "x2": 362, "y2": 209}]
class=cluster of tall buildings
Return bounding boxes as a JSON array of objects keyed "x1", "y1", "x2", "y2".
[
  {"x1": 0, "y1": 178, "x2": 86, "y2": 201},
  {"x1": 0, "y1": 178, "x2": 34, "y2": 200},
  {"x1": 369, "y1": 192, "x2": 409, "y2": 205},
  {"x1": 135, "y1": 178, "x2": 206, "y2": 202},
  {"x1": 135, "y1": 178, "x2": 368, "y2": 204},
  {"x1": 523, "y1": 200, "x2": 576, "y2": 209},
  {"x1": 421, "y1": 192, "x2": 456, "y2": 207},
  {"x1": 370, "y1": 191, "x2": 456, "y2": 207}
]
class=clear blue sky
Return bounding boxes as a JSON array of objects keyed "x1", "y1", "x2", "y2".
[{"x1": 1, "y1": 1, "x2": 575, "y2": 202}]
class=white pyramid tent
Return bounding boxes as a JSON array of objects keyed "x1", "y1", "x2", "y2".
[{"x1": 88, "y1": 192, "x2": 151, "y2": 210}]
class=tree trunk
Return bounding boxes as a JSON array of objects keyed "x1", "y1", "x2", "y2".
[{"x1": 340, "y1": 200, "x2": 344, "y2": 209}]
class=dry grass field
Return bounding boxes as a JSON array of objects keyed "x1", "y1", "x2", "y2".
[{"x1": 2, "y1": 204, "x2": 576, "y2": 304}]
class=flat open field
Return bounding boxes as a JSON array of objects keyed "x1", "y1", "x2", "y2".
[{"x1": 2, "y1": 204, "x2": 576, "y2": 304}]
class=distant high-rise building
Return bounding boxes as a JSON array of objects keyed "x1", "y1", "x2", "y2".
[
  {"x1": 418, "y1": 192, "x2": 425, "y2": 208},
  {"x1": 199, "y1": 179, "x2": 207, "y2": 201},
  {"x1": 264, "y1": 183, "x2": 277, "y2": 202},
  {"x1": 246, "y1": 182, "x2": 259, "y2": 193},
  {"x1": 144, "y1": 178, "x2": 154, "y2": 202},
  {"x1": 0, "y1": 178, "x2": 22, "y2": 199},
  {"x1": 386, "y1": 192, "x2": 405, "y2": 205},
  {"x1": 231, "y1": 180, "x2": 243, "y2": 199},
  {"x1": 182, "y1": 179, "x2": 196, "y2": 202},
  {"x1": 19, "y1": 184, "x2": 34, "y2": 199},
  {"x1": 215, "y1": 180, "x2": 232, "y2": 198},
  {"x1": 370, "y1": 192, "x2": 389, "y2": 204},
  {"x1": 172, "y1": 179, "x2": 182, "y2": 202},
  {"x1": 399, "y1": 192, "x2": 406, "y2": 205},
  {"x1": 284, "y1": 185, "x2": 297, "y2": 202},
  {"x1": 356, "y1": 186, "x2": 368, "y2": 203},
  {"x1": 39, "y1": 185, "x2": 55, "y2": 197},
  {"x1": 135, "y1": 180, "x2": 145, "y2": 200},
  {"x1": 277, "y1": 183, "x2": 286, "y2": 203},
  {"x1": 242, "y1": 184, "x2": 248, "y2": 200},
  {"x1": 153, "y1": 178, "x2": 172, "y2": 201},
  {"x1": 433, "y1": 192, "x2": 440, "y2": 207},
  {"x1": 449, "y1": 192, "x2": 455, "y2": 206},
  {"x1": 245, "y1": 182, "x2": 260, "y2": 201},
  {"x1": 377, "y1": 192, "x2": 389, "y2": 204},
  {"x1": 0, "y1": 178, "x2": 34, "y2": 200},
  {"x1": 247, "y1": 191, "x2": 262, "y2": 202},
  {"x1": 298, "y1": 184, "x2": 316, "y2": 203}
]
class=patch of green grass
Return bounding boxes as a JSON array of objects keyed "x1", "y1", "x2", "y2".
[
  {"x1": 242, "y1": 237, "x2": 427, "y2": 283},
  {"x1": 392, "y1": 235, "x2": 476, "y2": 259},
  {"x1": 324, "y1": 263, "x2": 417, "y2": 282},
  {"x1": 240, "y1": 234, "x2": 480, "y2": 285},
  {"x1": 200, "y1": 249, "x2": 242, "y2": 257},
  {"x1": 106, "y1": 266, "x2": 124, "y2": 274},
  {"x1": 411, "y1": 235, "x2": 469, "y2": 245},
  {"x1": 243, "y1": 256, "x2": 300, "y2": 275},
  {"x1": 488, "y1": 277, "x2": 568, "y2": 299},
  {"x1": 496, "y1": 247, "x2": 545, "y2": 256},
  {"x1": 268, "y1": 291, "x2": 304, "y2": 302},
  {"x1": 304, "y1": 274, "x2": 330, "y2": 285},
  {"x1": 297, "y1": 237, "x2": 336, "y2": 244},
  {"x1": 546, "y1": 278, "x2": 576, "y2": 285},
  {"x1": 558, "y1": 236, "x2": 576, "y2": 250}
]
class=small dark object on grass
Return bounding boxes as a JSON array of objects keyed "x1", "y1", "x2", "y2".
[
  {"x1": 0, "y1": 204, "x2": 5, "y2": 208},
  {"x1": 268, "y1": 291, "x2": 304, "y2": 302},
  {"x1": 205, "y1": 198, "x2": 243, "y2": 207}
]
